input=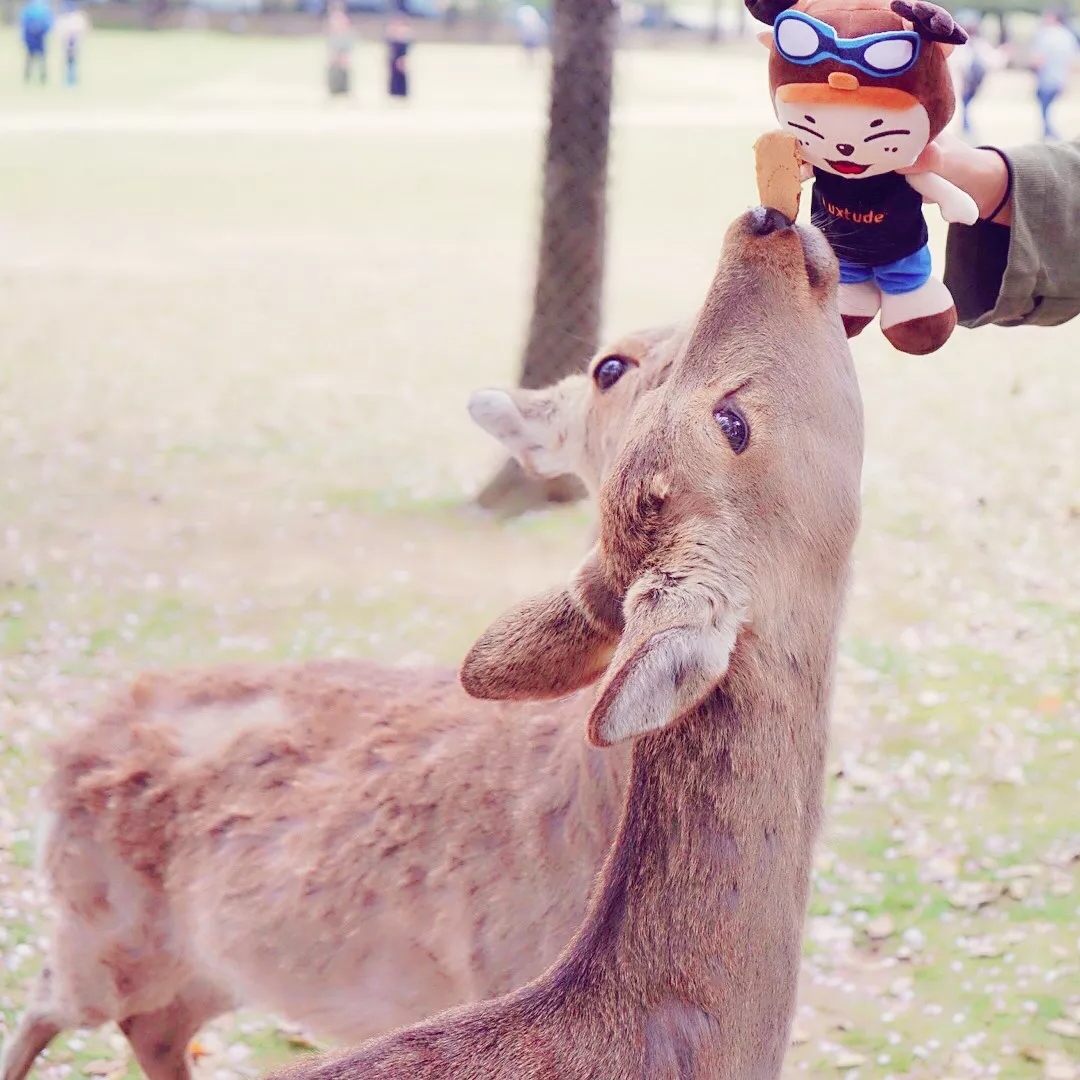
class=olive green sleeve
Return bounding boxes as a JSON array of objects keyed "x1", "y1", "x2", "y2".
[{"x1": 944, "y1": 139, "x2": 1080, "y2": 328}]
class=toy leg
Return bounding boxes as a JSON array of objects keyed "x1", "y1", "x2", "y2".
[
  {"x1": 879, "y1": 276, "x2": 956, "y2": 355},
  {"x1": 838, "y1": 280, "x2": 882, "y2": 339}
]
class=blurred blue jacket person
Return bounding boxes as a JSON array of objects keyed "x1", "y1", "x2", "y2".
[{"x1": 20, "y1": 0, "x2": 53, "y2": 84}]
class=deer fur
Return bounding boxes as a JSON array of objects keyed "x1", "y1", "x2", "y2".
[
  {"x1": 0, "y1": 328, "x2": 687, "y2": 1080},
  {"x1": 268, "y1": 206, "x2": 865, "y2": 1080}
]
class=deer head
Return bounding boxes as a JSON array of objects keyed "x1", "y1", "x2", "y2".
[
  {"x1": 462, "y1": 208, "x2": 864, "y2": 747},
  {"x1": 467, "y1": 322, "x2": 692, "y2": 499}
]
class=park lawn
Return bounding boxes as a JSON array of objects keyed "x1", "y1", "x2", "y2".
[{"x1": 1, "y1": 28, "x2": 1079, "y2": 1080}]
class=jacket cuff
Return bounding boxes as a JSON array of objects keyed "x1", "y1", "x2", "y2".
[{"x1": 945, "y1": 141, "x2": 1080, "y2": 328}]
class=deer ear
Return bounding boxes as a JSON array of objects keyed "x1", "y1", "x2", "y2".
[
  {"x1": 460, "y1": 550, "x2": 623, "y2": 701},
  {"x1": 586, "y1": 574, "x2": 744, "y2": 747},
  {"x1": 757, "y1": 29, "x2": 774, "y2": 47},
  {"x1": 937, "y1": 41, "x2": 955, "y2": 58},
  {"x1": 468, "y1": 378, "x2": 587, "y2": 481}
]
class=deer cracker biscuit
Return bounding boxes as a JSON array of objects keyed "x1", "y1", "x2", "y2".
[{"x1": 754, "y1": 131, "x2": 802, "y2": 222}]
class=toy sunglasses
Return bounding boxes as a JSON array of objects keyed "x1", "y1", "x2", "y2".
[{"x1": 773, "y1": 10, "x2": 922, "y2": 78}]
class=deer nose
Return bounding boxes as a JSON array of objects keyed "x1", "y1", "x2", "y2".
[
  {"x1": 836, "y1": 143, "x2": 855, "y2": 157},
  {"x1": 748, "y1": 206, "x2": 792, "y2": 236}
]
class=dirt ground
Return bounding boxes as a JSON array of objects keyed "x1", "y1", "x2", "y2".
[{"x1": 1, "y1": 28, "x2": 1078, "y2": 1080}]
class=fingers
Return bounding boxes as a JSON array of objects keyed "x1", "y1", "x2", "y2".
[
  {"x1": 897, "y1": 142, "x2": 943, "y2": 175},
  {"x1": 898, "y1": 132, "x2": 972, "y2": 176}
]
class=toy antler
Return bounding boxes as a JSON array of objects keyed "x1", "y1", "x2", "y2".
[
  {"x1": 891, "y1": 0, "x2": 968, "y2": 44},
  {"x1": 745, "y1": 0, "x2": 797, "y2": 26}
]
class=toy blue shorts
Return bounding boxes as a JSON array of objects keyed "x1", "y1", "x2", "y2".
[{"x1": 838, "y1": 244, "x2": 932, "y2": 296}]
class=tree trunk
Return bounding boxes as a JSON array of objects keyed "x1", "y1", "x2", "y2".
[{"x1": 476, "y1": 0, "x2": 618, "y2": 517}]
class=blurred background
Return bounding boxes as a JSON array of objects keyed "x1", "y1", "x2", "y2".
[{"x1": 1, "y1": 0, "x2": 1079, "y2": 1077}]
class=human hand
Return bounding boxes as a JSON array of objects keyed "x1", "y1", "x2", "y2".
[{"x1": 900, "y1": 132, "x2": 1012, "y2": 225}]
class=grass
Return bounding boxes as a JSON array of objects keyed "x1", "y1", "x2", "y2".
[{"x1": 1, "y1": 25, "x2": 1079, "y2": 1080}]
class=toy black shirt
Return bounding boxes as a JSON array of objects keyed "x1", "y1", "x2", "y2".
[{"x1": 811, "y1": 167, "x2": 928, "y2": 266}]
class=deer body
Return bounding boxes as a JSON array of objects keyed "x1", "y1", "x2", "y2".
[
  {"x1": 272, "y1": 208, "x2": 864, "y2": 1080},
  {"x1": 2, "y1": 664, "x2": 627, "y2": 1080},
  {"x1": 173, "y1": 664, "x2": 629, "y2": 1036},
  {"x1": 2, "y1": 324, "x2": 688, "y2": 1080}
]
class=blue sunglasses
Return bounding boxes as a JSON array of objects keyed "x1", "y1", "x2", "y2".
[{"x1": 773, "y1": 11, "x2": 922, "y2": 78}]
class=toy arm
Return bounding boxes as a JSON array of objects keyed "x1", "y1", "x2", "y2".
[{"x1": 905, "y1": 171, "x2": 979, "y2": 225}]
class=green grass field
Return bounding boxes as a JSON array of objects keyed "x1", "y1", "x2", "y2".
[{"x1": 1, "y1": 27, "x2": 1079, "y2": 1080}]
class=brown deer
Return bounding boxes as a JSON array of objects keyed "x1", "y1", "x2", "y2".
[
  {"x1": 0, "y1": 328, "x2": 686, "y2": 1080},
  {"x1": 268, "y1": 205, "x2": 864, "y2": 1080}
]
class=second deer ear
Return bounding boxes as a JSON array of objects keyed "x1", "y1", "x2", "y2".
[
  {"x1": 757, "y1": 29, "x2": 774, "y2": 47},
  {"x1": 460, "y1": 550, "x2": 622, "y2": 702},
  {"x1": 468, "y1": 378, "x2": 587, "y2": 481},
  {"x1": 587, "y1": 573, "x2": 745, "y2": 747}
]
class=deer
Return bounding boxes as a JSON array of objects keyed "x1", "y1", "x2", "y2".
[
  {"x1": 0, "y1": 325, "x2": 689, "y2": 1080},
  {"x1": 267, "y1": 204, "x2": 864, "y2": 1080}
]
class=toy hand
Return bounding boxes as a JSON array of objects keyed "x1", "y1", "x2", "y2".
[
  {"x1": 900, "y1": 133, "x2": 1012, "y2": 225},
  {"x1": 939, "y1": 188, "x2": 979, "y2": 225}
]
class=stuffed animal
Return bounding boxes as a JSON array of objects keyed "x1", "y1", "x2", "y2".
[{"x1": 749, "y1": 0, "x2": 979, "y2": 355}]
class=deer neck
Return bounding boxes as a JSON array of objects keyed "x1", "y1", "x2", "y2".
[
  {"x1": 546, "y1": 629, "x2": 837, "y2": 1079},
  {"x1": 571, "y1": 716, "x2": 633, "y2": 845}
]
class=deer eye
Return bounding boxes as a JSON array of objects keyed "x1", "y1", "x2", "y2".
[
  {"x1": 593, "y1": 356, "x2": 632, "y2": 392},
  {"x1": 713, "y1": 406, "x2": 749, "y2": 454}
]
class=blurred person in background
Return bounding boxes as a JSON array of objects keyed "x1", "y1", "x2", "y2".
[
  {"x1": 55, "y1": 0, "x2": 89, "y2": 86},
  {"x1": 1030, "y1": 6, "x2": 1079, "y2": 140},
  {"x1": 516, "y1": 3, "x2": 546, "y2": 61},
  {"x1": 19, "y1": 0, "x2": 53, "y2": 84},
  {"x1": 386, "y1": 14, "x2": 411, "y2": 99},
  {"x1": 326, "y1": 0, "x2": 354, "y2": 96},
  {"x1": 948, "y1": 9, "x2": 1006, "y2": 138}
]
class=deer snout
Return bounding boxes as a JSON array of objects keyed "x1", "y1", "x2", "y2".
[
  {"x1": 835, "y1": 143, "x2": 855, "y2": 157},
  {"x1": 794, "y1": 223, "x2": 840, "y2": 292},
  {"x1": 747, "y1": 206, "x2": 792, "y2": 236}
]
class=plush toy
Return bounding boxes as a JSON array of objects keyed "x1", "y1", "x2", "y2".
[{"x1": 749, "y1": 0, "x2": 980, "y2": 355}]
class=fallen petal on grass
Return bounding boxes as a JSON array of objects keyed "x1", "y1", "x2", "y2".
[
  {"x1": 835, "y1": 1051, "x2": 868, "y2": 1069},
  {"x1": 1047, "y1": 1020, "x2": 1080, "y2": 1040}
]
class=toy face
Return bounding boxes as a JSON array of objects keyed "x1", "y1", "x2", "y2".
[{"x1": 774, "y1": 93, "x2": 930, "y2": 177}]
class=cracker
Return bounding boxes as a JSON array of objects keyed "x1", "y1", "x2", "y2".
[{"x1": 753, "y1": 131, "x2": 803, "y2": 222}]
